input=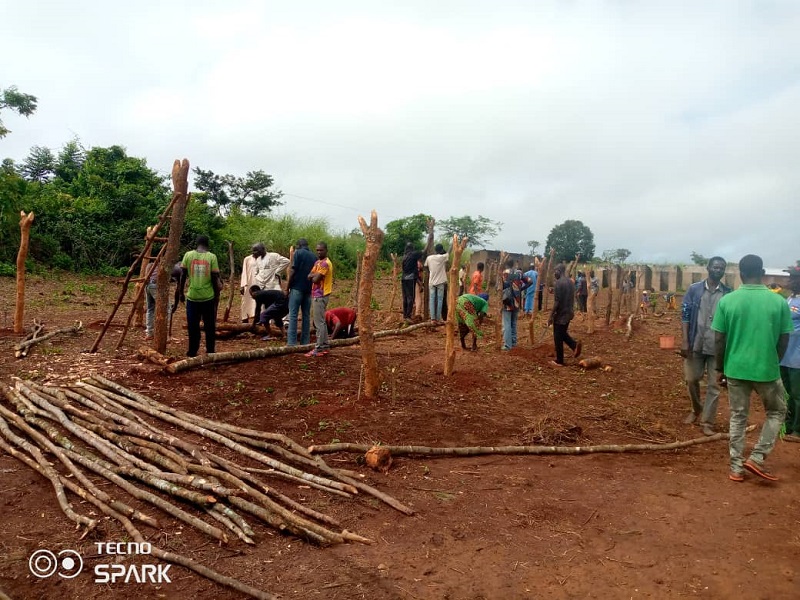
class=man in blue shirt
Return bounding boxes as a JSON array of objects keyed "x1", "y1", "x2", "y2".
[
  {"x1": 523, "y1": 263, "x2": 538, "y2": 316},
  {"x1": 781, "y1": 266, "x2": 800, "y2": 440},
  {"x1": 285, "y1": 238, "x2": 317, "y2": 346}
]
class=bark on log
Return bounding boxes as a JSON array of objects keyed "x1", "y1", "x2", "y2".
[
  {"x1": 357, "y1": 210, "x2": 384, "y2": 399},
  {"x1": 136, "y1": 345, "x2": 171, "y2": 366},
  {"x1": 578, "y1": 357, "x2": 603, "y2": 369},
  {"x1": 388, "y1": 253, "x2": 398, "y2": 313},
  {"x1": 155, "y1": 159, "x2": 190, "y2": 354},
  {"x1": 13, "y1": 211, "x2": 34, "y2": 334},
  {"x1": 444, "y1": 235, "x2": 468, "y2": 376},
  {"x1": 223, "y1": 240, "x2": 235, "y2": 322},
  {"x1": 165, "y1": 321, "x2": 442, "y2": 373}
]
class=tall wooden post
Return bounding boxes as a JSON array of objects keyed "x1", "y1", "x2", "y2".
[
  {"x1": 222, "y1": 241, "x2": 236, "y2": 322},
  {"x1": 135, "y1": 225, "x2": 155, "y2": 327},
  {"x1": 422, "y1": 217, "x2": 435, "y2": 320},
  {"x1": 14, "y1": 211, "x2": 34, "y2": 334},
  {"x1": 444, "y1": 235, "x2": 468, "y2": 376},
  {"x1": 388, "y1": 253, "x2": 398, "y2": 313},
  {"x1": 357, "y1": 210, "x2": 385, "y2": 399},
  {"x1": 494, "y1": 251, "x2": 508, "y2": 351},
  {"x1": 154, "y1": 159, "x2": 190, "y2": 353}
]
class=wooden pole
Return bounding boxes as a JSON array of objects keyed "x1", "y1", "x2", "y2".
[
  {"x1": 494, "y1": 251, "x2": 508, "y2": 351},
  {"x1": 351, "y1": 251, "x2": 362, "y2": 308},
  {"x1": 422, "y1": 217, "x2": 435, "y2": 320},
  {"x1": 444, "y1": 235, "x2": 468, "y2": 376},
  {"x1": 357, "y1": 211, "x2": 384, "y2": 399},
  {"x1": 13, "y1": 211, "x2": 34, "y2": 334},
  {"x1": 135, "y1": 226, "x2": 155, "y2": 327},
  {"x1": 154, "y1": 160, "x2": 190, "y2": 354},
  {"x1": 223, "y1": 241, "x2": 235, "y2": 322},
  {"x1": 388, "y1": 253, "x2": 398, "y2": 313}
]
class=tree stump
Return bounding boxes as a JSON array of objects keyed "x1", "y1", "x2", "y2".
[
  {"x1": 357, "y1": 210, "x2": 385, "y2": 399},
  {"x1": 444, "y1": 235, "x2": 468, "y2": 376},
  {"x1": 14, "y1": 211, "x2": 34, "y2": 334}
]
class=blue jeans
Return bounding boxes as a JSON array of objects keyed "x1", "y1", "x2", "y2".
[
  {"x1": 312, "y1": 295, "x2": 330, "y2": 351},
  {"x1": 287, "y1": 289, "x2": 311, "y2": 346},
  {"x1": 727, "y1": 377, "x2": 786, "y2": 474},
  {"x1": 429, "y1": 284, "x2": 445, "y2": 321},
  {"x1": 502, "y1": 308, "x2": 518, "y2": 350}
]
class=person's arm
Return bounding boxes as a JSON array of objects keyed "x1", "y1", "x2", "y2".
[
  {"x1": 714, "y1": 331, "x2": 727, "y2": 386},
  {"x1": 240, "y1": 257, "x2": 248, "y2": 294},
  {"x1": 778, "y1": 333, "x2": 790, "y2": 361},
  {"x1": 285, "y1": 255, "x2": 296, "y2": 292},
  {"x1": 178, "y1": 267, "x2": 188, "y2": 302},
  {"x1": 549, "y1": 283, "x2": 561, "y2": 325},
  {"x1": 329, "y1": 315, "x2": 343, "y2": 340},
  {"x1": 275, "y1": 254, "x2": 290, "y2": 275}
]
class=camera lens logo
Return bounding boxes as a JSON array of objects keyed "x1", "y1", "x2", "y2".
[{"x1": 29, "y1": 549, "x2": 83, "y2": 579}]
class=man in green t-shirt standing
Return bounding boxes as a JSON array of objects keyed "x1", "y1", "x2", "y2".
[
  {"x1": 711, "y1": 254, "x2": 793, "y2": 482},
  {"x1": 179, "y1": 235, "x2": 222, "y2": 357}
]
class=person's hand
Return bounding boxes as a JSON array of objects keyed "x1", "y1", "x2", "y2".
[
  {"x1": 547, "y1": 315, "x2": 553, "y2": 326},
  {"x1": 240, "y1": 286, "x2": 245, "y2": 295},
  {"x1": 679, "y1": 343, "x2": 690, "y2": 359},
  {"x1": 716, "y1": 371, "x2": 728, "y2": 388},
  {"x1": 177, "y1": 291, "x2": 185, "y2": 303}
]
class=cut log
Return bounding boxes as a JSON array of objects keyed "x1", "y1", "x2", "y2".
[
  {"x1": 13, "y1": 211, "x2": 34, "y2": 334},
  {"x1": 15, "y1": 321, "x2": 83, "y2": 358},
  {"x1": 444, "y1": 235, "x2": 468, "y2": 375},
  {"x1": 356, "y1": 210, "x2": 384, "y2": 398},
  {"x1": 578, "y1": 357, "x2": 603, "y2": 369}
]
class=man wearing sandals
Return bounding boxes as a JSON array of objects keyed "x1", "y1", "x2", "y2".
[{"x1": 712, "y1": 254, "x2": 792, "y2": 482}]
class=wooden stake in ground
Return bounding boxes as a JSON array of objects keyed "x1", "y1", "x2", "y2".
[
  {"x1": 444, "y1": 235, "x2": 468, "y2": 375},
  {"x1": 422, "y1": 217, "x2": 435, "y2": 320},
  {"x1": 494, "y1": 251, "x2": 508, "y2": 351},
  {"x1": 388, "y1": 253, "x2": 398, "y2": 313},
  {"x1": 357, "y1": 210, "x2": 384, "y2": 399},
  {"x1": 13, "y1": 211, "x2": 34, "y2": 334},
  {"x1": 135, "y1": 226, "x2": 156, "y2": 328},
  {"x1": 223, "y1": 241, "x2": 235, "y2": 322},
  {"x1": 155, "y1": 159, "x2": 190, "y2": 354}
]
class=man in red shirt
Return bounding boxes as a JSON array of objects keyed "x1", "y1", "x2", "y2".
[{"x1": 325, "y1": 307, "x2": 357, "y2": 339}]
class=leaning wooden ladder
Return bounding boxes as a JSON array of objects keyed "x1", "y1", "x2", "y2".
[{"x1": 89, "y1": 195, "x2": 180, "y2": 352}]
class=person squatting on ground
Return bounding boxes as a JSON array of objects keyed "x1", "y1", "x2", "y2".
[
  {"x1": 255, "y1": 244, "x2": 290, "y2": 291},
  {"x1": 286, "y1": 238, "x2": 316, "y2": 346},
  {"x1": 326, "y1": 307, "x2": 357, "y2": 339},
  {"x1": 548, "y1": 263, "x2": 582, "y2": 367},
  {"x1": 425, "y1": 243, "x2": 449, "y2": 322},
  {"x1": 179, "y1": 235, "x2": 222, "y2": 357},
  {"x1": 456, "y1": 293, "x2": 490, "y2": 351},
  {"x1": 145, "y1": 261, "x2": 182, "y2": 340},
  {"x1": 306, "y1": 242, "x2": 333, "y2": 357},
  {"x1": 523, "y1": 263, "x2": 538, "y2": 316},
  {"x1": 680, "y1": 256, "x2": 731, "y2": 436},
  {"x1": 240, "y1": 243, "x2": 265, "y2": 322},
  {"x1": 712, "y1": 254, "x2": 792, "y2": 482},
  {"x1": 401, "y1": 242, "x2": 425, "y2": 322},
  {"x1": 780, "y1": 266, "x2": 800, "y2": 441},
  {"x1": 248, "y1": 285, "x2": 289, "y2": 340}
]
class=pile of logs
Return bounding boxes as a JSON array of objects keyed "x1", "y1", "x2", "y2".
[{"x1": 0, "y1": 375, "x2": 411, "y2": 599}]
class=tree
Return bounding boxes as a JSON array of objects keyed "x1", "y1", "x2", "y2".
[
  {"x1": 545, "y1": 220, "x2": 595, "y2": 262},
  {"x1": 193, "y1": 167, "x2": 282, "y2": 217},
  {"x1": 382, "y1": 213, "x2": 432, "y2": 259},
  {"x1": 690, "y1": 251, "x2": 707, "y2": 266},
  {"x1": 527, "y1": 240, "x2": 540, "y2": 255},
  {"x1": 438, "y1": 215, "x2": 500, "y2": 248},
  {"x1": 601, "y1": 248, "x2": 631, "y2": 264},
  {"x1": 20, "y1": 146, "x2": 55, "y2": 182},
  {"x1": 0, "y1": 86, "x2": 38, "y2": 138},
  {"x1": 54, "y1": 138, "x2": 86, "y2": 183}
]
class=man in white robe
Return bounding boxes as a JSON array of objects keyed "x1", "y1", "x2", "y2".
[{"x1": 240, "y1": 243, "x2": 265, "y2": 321}]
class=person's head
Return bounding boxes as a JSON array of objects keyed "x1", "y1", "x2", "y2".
[
  {"x1": 435, "y1": 243, "x2": 445, "y2": 254},
  {"x1": 296, "y1": 238, "x2": 309, "y2": 249},
  {"x1": 786, "y1": 266, "x2": 800, "y2": 294},
  {"x1": 477, "y1": 262, "x2": 484, "y2": 272},
  {"x1": 706, "y1": 256, "x2": 726, "y2": 283},
  {"x1": 316, "y1": 241, "x2": 328, "y2": 260},
  {"x1": 554, "y1": 263, "x2": 565, "y2": 279},
  {"x1": 404, "y1": 242, "x2": 414, "y2": 254},
  {"x1": 529, "y1": 263, "x2": 535, "y2": 271},
  {"x1": 589, "y1": 270, "x2": 595, "y2": 278},
  {"x1": 251, "y1": 243, "x2": 266, "y2": 258},
  {"x1": 738, "y1": 254, "x2": 764, "y2": 283},
  {"x1": 248, "y1": 285, "x2": 261, "y2": 297},
  {"x1": 195, "y1": 235, "x2": 210, "y2": 249}
]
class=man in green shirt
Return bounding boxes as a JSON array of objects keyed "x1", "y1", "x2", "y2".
[
  {"x1": 711, "y1": 254, "x2": 793, "y2": 482},
  {"x1": 179, "y1": 235, "x2": 222, "y2": 357}
]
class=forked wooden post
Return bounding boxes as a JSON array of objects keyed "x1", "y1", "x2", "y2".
[
  {"x1": 388, "y1": 253, "x2": 398, "y2": 313},
  {"x1": 357, "y1": 210, "x2": 385, "y2": 399},
  {"x1": 154, "y1": 159, "x2": 190, "y2": 354},
  {"x1": 444, "y1": 235, "x2": 468, "y2": 376},
  {"x1": 13, "y1": 211, "x2": 34, "y2": 334},
  {"x1": 222, "y1": 241, "x2": 235, "y2": 322},
  {"x1": 494, "y1": 251, "x2": 508, "y2": 351}
]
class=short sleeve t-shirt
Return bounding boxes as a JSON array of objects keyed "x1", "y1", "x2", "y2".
[
  {"x1": 181, "y1": 250, "x2": 219, "y2": 302},
  {"x1": 425, "y1": 253, "x2": 449, "y2": 287},
  {"x1": 780, "y1": 295, "x2": 800, "y2": 369},
  {"x1": 711, "y1": 284, "x2": 794, "y2": 381},
  {"x1": 311, "y1": 258, "x2": 333, "y2": 298},
  {"x1": 469, "y1": 270, "x2": 484, "y2": 294},
  {"x1": 325, "y1": 307, "x2": 356, "y2": 329}
]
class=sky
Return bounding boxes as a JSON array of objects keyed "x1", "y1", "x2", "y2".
[{"x1": 2, "y1": 0, "x2": 799, "y2": 267}]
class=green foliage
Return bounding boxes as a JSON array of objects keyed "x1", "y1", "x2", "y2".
[
  {"x1": 20, "y1": 146, "x2": 55, "y2": 182},
  {"x1": 0, "y1": 86, "x2": 38, "y2": 138},
  {"x1": 438, "y1": 215, "x2": 500, "y2": 248},
  {"x1": 193, "y1": 167, "x2": 283, "y2": 217},
  {"x1": 382, "y1": 214, "x2": 432, "y2": 259},
  {"x1": 690, "y1": 251, "x2": 707, "y2": 266},
  {"x1": 0, "y1": 168, "x2": 27, "y2": 262},
  {"x1": 601, "y1": 248, "x2": 631, "y2": 264},
  {"x1": 545, "y1": 220, "x2": 595, "y2": 262}
]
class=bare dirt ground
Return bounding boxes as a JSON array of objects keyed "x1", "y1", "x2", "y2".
[{"x1": 0, "y1": 272, "x2": 798, "y2": 600}]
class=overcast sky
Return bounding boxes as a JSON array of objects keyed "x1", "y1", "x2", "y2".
[{"x1": 2, "y1": 1, "x2": 798, "y2": 267}]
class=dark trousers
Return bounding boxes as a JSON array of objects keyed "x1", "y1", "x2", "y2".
[
  {"x1": 553, "y1": 322, "x2": 577, "y2": 364},
  {"x1": 186, "y1": 298, "x2": 217, "y2": 357},
  {"x1": 577, "y1": 294, "x2": 588, "y2": 312},
  {"x1": 402, "y1": 278, "x2": 416, "y2": 319},
  {"x1": 538, "y1": 288, "x2": 544, "y2": 311}
]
